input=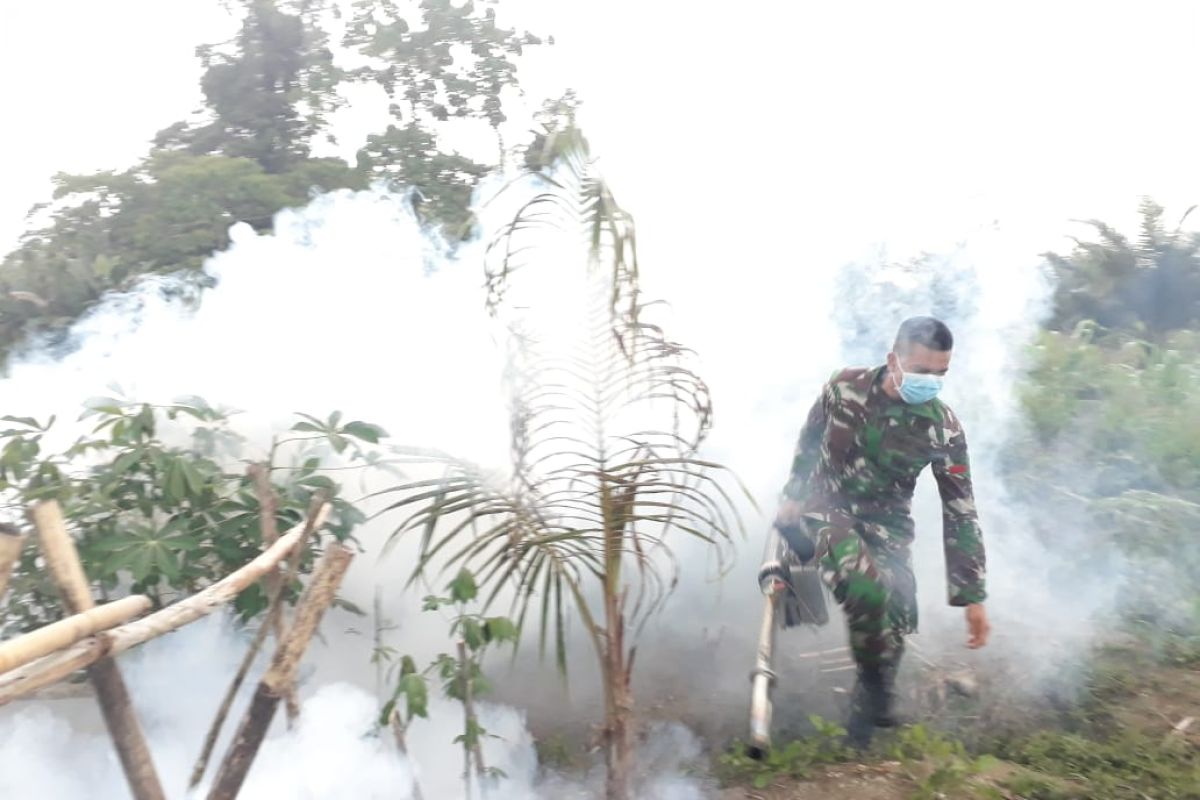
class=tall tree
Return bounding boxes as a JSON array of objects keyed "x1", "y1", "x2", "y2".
[
  {"x1": 0, "y1": 0, "x2": 548, "y2": 364},
  {"x1": 346, "y1": 0, "x2": 545, "y2": 232},
  {"x1": 155, "y1": 0, "x2": 344, "y2": 173},
  {"x1": 346, "y1": 0, "x2": 543, "y2": 157},
  {"x1": 376, "y1": 135, "x2": 744, "y2": 800},
  {"x1": 1045, "y1": 199, "x2": 1200, "y2": 338}
]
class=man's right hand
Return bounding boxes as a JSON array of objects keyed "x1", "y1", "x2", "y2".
[
  {"x1": 966, "y1": 603, "x2": 990, "y2": 649},
  {"x1": 774, "y1": 499, "x2": 806, "y2": 528},
  {"x1": 773, "y1": 500, "x2": 817, "y2": 563}
]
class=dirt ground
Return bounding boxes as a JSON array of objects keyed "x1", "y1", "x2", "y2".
[
  {"x1": 719, "y1": 760, "x2": 916, "y2": 800},
  {"x1": 718, "y1": 652, "x2": 1200, "y2": 800}
]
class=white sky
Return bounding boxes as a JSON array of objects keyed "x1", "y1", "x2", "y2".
[{"x1": 1, "y1": 0, "x2": 1199, "y2": 256}]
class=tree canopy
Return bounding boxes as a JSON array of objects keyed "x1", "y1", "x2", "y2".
[
  {"x1": 1045, "y1": 199, "x2": 1200, "y2": 340},
  {"x1": 0, "y1": 0, "x2": 547, "y2": 365}
]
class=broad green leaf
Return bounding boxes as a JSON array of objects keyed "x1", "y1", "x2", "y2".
[
  {"x1": 165, "y1": 460, "x2": 186, "y2": 503},
  {"x1": 342, "y1": 421, "x2": 388, "y2": 443},
  {"x1": 483, "y1": 616, "x2": 518, "y2": 643},
  {"x1": 461, "y1": 618, "x2": 484, "y2": 651},
  {"x1": 180, "y1": 460, "x2": 205, "y2": 495},
  {"x1": 448, "y1": 568, "x2": 478, "y2": 604},
  {"x1": 399, "y1": 673, "x2": 429, "y2": 720},
  {"x1": 0, "y1": 416, "x2": 42, "y2": 429}
]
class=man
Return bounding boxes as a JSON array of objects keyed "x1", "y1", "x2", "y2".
[{"x1": 769, "y1": 316, "x2": 990, "y2": 746}]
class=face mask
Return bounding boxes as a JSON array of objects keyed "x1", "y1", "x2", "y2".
[{"x1": 893, "y1": 366, "x2": 944, "y2": 404}]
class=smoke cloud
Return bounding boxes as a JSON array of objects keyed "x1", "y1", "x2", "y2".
[{"x1": 0, "y1": 168, "x2": 1144, "y2": 794}]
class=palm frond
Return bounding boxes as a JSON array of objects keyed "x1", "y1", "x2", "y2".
[{"x1": 379, "y1": 139, "x2": 745, "y2": 674}]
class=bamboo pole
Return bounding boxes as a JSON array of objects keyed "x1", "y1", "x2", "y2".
[
  {"x1": 0, "y1": 523, "x2": 24, "y2": 603},
  {"x1": 0, "y1": 513, "x2": 317, "y2": 706},
  {"x1": 0, "y1": 595, "x2": 150, "y2": 673},
  {"x1": 207, "y1": 543, "x2": 354, "y2": 800},
  {"x1": 247, "y1": 463, "x2": 284, "y2": 644},
  {"x1": 187, "y1": 496, "x2": 329, "y2": 789},
  {"x1": 0, "y1": 636, "x2": 110, "y2": 701},
  {"x1": 30, "y1": 501, "x2": 166, "y2": 800}
]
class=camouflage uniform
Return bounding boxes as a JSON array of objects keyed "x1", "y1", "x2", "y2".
[{"x1": 782, "y1": 366, "x2": 986, "y2": 669}]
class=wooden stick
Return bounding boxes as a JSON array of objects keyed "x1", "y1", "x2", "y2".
[
  {"x1": 0, "y1": 595, "x2": 150, "y2": 673},
  {"x1": 275, "y1": 492, "x2": 329, "y2": 725},
  {"x1": 247, "y1": 463, "x2": 284, "y2": 642},
  {"x1": 0, "y1": 636, "x2": 110, "y2": 701},
  {"x1": 0, "y1": 510, "x2": 322, "y2": 707},
  {"x1": 0, "y1": 523, "x2": 24, "y2": 604},
  {"x1": 247, "y1": 463, "x2": 280, "y2": 547},
  {"x1": 187, "y1": 497, "x2": 330, "y2": 789},
  {"x1": 30, "y1": 501, "x2": 166, "y2": 800},
  {"x1": 207, "y1": 543, "x2": 354, "y2": 800},
  {"x1": 30, "y1": 504, "x2": 92, "y2": 611}
]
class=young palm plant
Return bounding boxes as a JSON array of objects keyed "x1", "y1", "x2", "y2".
[{"x1": 376, "y1": 132, "x2": 745, "y2": 800}]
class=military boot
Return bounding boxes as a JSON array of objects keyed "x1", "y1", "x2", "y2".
[{"x1": 844, "y1": 661, "x2": 900, "y2": 750}]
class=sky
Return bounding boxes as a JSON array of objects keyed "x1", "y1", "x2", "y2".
[{"x1": 2, "y1": 0, "x2": 1199, "y2": 260}]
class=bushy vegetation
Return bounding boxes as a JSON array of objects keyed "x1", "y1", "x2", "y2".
[
  {"x1": 0, "y1": 398, "x2": 381, "y2": 632},
  {"x1": 0, "y1": 0, "x2": 549, "y2": 363}
]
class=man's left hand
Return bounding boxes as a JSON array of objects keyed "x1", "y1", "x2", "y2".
[{"x1": 966, "y1": 603, "x2": 990, "y2": 649}]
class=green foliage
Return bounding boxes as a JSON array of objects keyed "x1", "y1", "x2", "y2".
[
  {"x1": 718, "y1": 716, "x2": 850, "y2": 789},
  {"x1": 1, "y1": 0, "x2": 552, "y2": 362},
  {"x1": 344, "y1": 0, "x2": 543, "y2": 132},
  {"x1": 380, "y1": 655, "x2": 430, "y2": 724},
  {"x1": 374, "y1": 141, "x2": 744, "y2": 798},
  {"x1": 376, "y1": 139, "x2": 744, "y2": 680},
  {"x1": 158, "y1": 0, "x2": 345, "y2": 173},
  {"x1": 1007, "y1": 326, "x2": 1200, "y2": 633},
  {"x1": 1016, "y1": 327, "x2": 1200, "y2": 495},
  {"x1": 380, "y1": 568, "x2": 517, "y2": 736},
  {"x1": 0, "y1": 396, "x2": 381, "y2": 632},
  {"x1": 521, "y1": 91, "x2": 583, "y2": 173},
  {"x1": 344, "y1": 0, "x2": 547, "y2": 238},
  {"x1": 533, "y1": 733, "x2": 582, "y2": 771},
  {"x1": 997, "y1": 729, "x2": 1200, "y2": 800},
  {"x1": 356, "y1": 122, "x2": 487, "y2": 237},
  {"x1": 0, "y1": 153, "x2": 364, "y2": 362},
  {"x1": 1046, "y1": 199, "x2": 1200, "y2": 339},
  {"x1": 888, "y1": 725, "x2": 999, "y2": 800}
]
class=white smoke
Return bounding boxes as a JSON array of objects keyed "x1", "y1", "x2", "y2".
[
  {"x1": 0, "y1": 182, "x2": 720, "y2": 798},
  {"x1": 0, "y1": 155, "x2": 1131, "y2": 793},
  {"x1": 0, "y1": 615, "x2": 547, "y2": 800}
]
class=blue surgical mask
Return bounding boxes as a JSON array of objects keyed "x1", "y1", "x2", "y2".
[{"x1": 894, "y1": 369, "x2": 943, "y2": 405}]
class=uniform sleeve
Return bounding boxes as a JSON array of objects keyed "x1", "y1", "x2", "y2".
[
  {"x1": 931, "y1": 408, "x2": 987, "y2": 606},
  {"x1": 782, "y1": 380, "x2": 832, "y2": 501}
]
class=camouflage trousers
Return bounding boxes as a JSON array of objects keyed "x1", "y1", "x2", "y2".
[{"x1": 803, "y1": 511, "x2": 917, "y2": 669}]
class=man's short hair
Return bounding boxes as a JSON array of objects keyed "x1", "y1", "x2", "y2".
[{"x1": 894, "y1": 316, "x2": 954, "y2": 353}]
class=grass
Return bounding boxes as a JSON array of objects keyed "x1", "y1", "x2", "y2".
[
  {"x1": 717, "y1": 715, "x2": 852, "y2": 789},
  {"x1": 719, "y1": 637, "x2": 1200, "y2": 799},
  {"x1": 996, "y1": 730, "x2": 1199, "y2": 800}
]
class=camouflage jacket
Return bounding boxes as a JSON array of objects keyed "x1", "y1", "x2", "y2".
[{"x1": 783, "y1": 366, "x2": 987, "y2": 606}]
